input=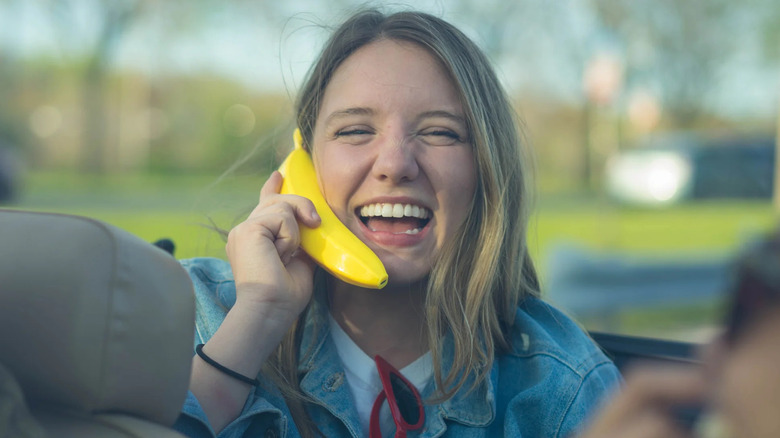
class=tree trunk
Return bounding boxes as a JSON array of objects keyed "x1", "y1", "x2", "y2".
[{"x1": 80, "y1": 58, "x2": 107, "y2": 174}]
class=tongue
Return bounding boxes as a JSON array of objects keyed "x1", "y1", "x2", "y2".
[{"x1": 366, "y1": 217, "x2": 422, "y2": 233}]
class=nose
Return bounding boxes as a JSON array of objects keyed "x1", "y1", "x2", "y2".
[{"x1": 371, "y1": 133, "x2": 420, "y2": 183}]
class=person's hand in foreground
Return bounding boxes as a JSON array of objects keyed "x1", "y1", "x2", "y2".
[{"x1": 580, "y1": 364, "x2": 708, "y2": 438}]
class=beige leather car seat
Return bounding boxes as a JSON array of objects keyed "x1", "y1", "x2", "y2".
[{"x1": 0, "y1": 209, "x2": 195, "y2": 437}]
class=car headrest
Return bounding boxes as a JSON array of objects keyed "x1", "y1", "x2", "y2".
[{"x1": 0, "y1": 209, "x2": 195, "y2": 427}]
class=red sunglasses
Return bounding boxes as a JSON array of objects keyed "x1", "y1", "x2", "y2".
[{"x1": 369, "y1": 355, "x2": 425, "y2": 438}]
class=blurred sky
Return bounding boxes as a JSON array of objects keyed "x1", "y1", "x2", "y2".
[{"x1": 1, "y1": 0, "x2": 778, "y2": 119}]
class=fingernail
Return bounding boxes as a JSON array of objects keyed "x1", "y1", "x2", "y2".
[{"x1": 311, "y1": 211, "x2": 320, "y2": 221}]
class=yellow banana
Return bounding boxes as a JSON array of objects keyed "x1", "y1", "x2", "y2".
[{"x1": 278, "y1": 129, "x2": 388, "y2": 289}]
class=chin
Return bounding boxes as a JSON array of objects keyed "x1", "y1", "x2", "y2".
[{"x1": 382, "y1": 268, "x2": 430, "y2": 290}]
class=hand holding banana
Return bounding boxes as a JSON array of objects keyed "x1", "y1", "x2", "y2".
[{"x1": 278, "y1": 129, "x2": 388, "y2": 289}]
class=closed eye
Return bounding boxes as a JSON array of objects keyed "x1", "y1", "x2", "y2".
[
  {"x1": 419, "y1": 129, "x2": 463, "y2": 146},
  {"x1": 336, "y1": 128, "x2": 372, "y2": 137},
  {"x1": 334, "y1": 128, "x2": 374, "y2": 145}
]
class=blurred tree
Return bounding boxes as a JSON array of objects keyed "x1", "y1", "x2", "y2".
[
  {"x1": 40, "y1": 0, "x2": 280, "y2": 173},
  {"x1": 0, "y1": 2, "x2": 31, "y2": 154},
  {"x1": 447, "y1": 0, "x2": 521, "y2": 58},
  {"x1": 446, "y1": 0, "x2": 606, "y2": 191},
  {"x1": 44, "y1": 0, "x2": 145, "y2": 173},
  {"x1": 0, "y1": 53, "x2": 26, "y2": 151},
  {"x1": 11, "y1": 0, "x2": 775, "y2": 178},
  {"x1": 590, "y1": 0, "x2": 739, "y2": 129},
  {"x1": 445, "y1": 0, "x2": 775, "y2": 190}
]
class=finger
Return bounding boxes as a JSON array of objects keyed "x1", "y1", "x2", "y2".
[
  {"x1": 252, "y1": 196, "x2": 320, "y2": 230},
  {"x1": 241, "y1": 205, "x2": 303, "y2": 262},
  {"x1": 595, "y1": 364, "x2": 707, "y2": 428},
  {"x1": 277, "y1": 195, "x2": 320, "y2": 229},
  {"x1": 286, "y1": 249, "x2": 318, "y2": 280},
  {"x1": 249, "y1": 197, "x2": 320, "y2": 234},
  {"x1": 631, "y1": 411, "x2": 697, "y2": 438},
  {"x1": 583, "y1": 402, "x2": 698, "y2": 438},
  {"x1": 226, "y1": 204, "x2": 300, "y2": 261},
  {"x1": 262, "y1": 170, "x2": 321, "y2": 228},
  {"x1": 622, "y1": 363, "x2": 708, "y2": 406},
  {"x1": 270, "y1": 211, "x2": 303, "y2": 263},
  {"x1": 259, "y1": 171, "x2": 284, "y2": 200}
]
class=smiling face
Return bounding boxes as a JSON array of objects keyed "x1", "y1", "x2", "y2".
[{"x1": 310, "y1": 38, "x2": 476, "y2": 287}]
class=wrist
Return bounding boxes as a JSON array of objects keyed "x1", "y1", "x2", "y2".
[
  {"x1": 201, "y1": 303, "x2": 295, "y2": 376},
  {"x1": 233, "y1": 283, "x2": 308, "y2": 326},
  {"x1": 195, "y1": 343, "x2": 261, "y2": 386}
]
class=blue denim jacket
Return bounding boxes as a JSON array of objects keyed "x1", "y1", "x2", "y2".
[{"x1": 174, "y1": 257, "x2": 621, "y2": 438}]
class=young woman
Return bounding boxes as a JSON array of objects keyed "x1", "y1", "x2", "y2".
[{"x1": 175, "y1": 9, "x2": 620, "y2": 438}]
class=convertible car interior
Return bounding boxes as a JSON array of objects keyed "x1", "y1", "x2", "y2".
[
  {"x1": 0, "y1": 209, "x2": 701, "y2": 437},
  {"x1": 0, "y1": 209, "x2": 195, "y2": 437}
]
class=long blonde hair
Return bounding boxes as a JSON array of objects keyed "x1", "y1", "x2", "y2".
[{"x1": 271, "y1": 8, "x2": 539, "y2": 436}]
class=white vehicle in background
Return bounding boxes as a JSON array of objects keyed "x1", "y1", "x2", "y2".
[{"x1": 605, "y1": 132, "x2": 776, "y2": 206}]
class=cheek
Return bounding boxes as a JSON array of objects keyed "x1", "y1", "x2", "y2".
[
  {"x1": 313, "y1": 149, "x2": 360, "y2": 207},
  {"x1": 438, "y1": 152, "x2": 477, "y2": 219}
]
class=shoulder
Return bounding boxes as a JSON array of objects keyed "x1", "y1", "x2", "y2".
[
  {"x1": 179, "y1": 257, "x2": 237, "y2": 343},
  {"x1": 180, "y1": 257, "x2": 234, "y2": 284},
  {"x1": 505, "y1": 296, "x2": 611, "y2": 375},
  {"x1": 180, "y1": 257, "x2": 235, "y2": 298},
  {"x1": 496, "y1": 297, "x2": 622, "y2": 437}
]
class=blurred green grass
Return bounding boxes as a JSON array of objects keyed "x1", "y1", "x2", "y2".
[
  {"x1": 6, "y1": 171, "x2": 778, "y2": 265},
  {"x1": 4, "y1": 171, "x2": 265, "y2": 260}
]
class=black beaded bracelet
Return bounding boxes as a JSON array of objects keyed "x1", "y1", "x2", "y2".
[{"x1": 195, "y1": 344, "x2": 260, "y2": 387}]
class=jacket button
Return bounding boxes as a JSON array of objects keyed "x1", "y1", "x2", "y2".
[
  {"x1": 264, "y1": 428, "x2": 278, "y2": 438},
  {"x1": 322, "y1": 372, "x2": 344, "y2": 392}
]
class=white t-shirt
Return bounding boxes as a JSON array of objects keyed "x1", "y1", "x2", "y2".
[{"x1": 328, "y1": 315, "x2": 433, "y2": 437}]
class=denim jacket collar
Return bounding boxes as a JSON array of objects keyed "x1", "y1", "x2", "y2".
[
  {"x1": 296, "y1": 297, "x2": 496, "y2": 436},
  {"x1": 419, "y1": 334, "x2": 496, "y2": 434}
]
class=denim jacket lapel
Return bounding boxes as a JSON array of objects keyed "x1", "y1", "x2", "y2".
[
  {"x1": 297, "y1": 299, "x2": 365, "y2": 438},
  {"x1": 420, "y1": 335, "x2": 496, "y2": 437}
]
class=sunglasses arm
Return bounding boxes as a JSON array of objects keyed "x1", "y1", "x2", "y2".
[{"x1": 369, "y1": 390, "x2": 410, "y2": 438}]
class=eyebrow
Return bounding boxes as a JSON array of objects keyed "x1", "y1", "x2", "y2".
[
  {"x1": 324, "y1": 107, "x2": 374, "y2": 126},
  {"x1": 416, "y1": 110, "x2": 467, "y2": 127}
]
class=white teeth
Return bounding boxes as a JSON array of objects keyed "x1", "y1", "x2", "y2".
[
  {"x1": 367, "y1": 227, "x2": 421, "y2": 234},
  {"x1": 358, "y1": 203, "x2": 431, "y2": 219},
  {"x1": 359, "y1": 203, "x2": 430, "y2": 234},
  {"x1": 381, "y1": 204, "x2": 393, "y2": 217}
]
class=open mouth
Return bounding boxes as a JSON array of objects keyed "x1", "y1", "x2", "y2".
[{"x1": 358, "y1": 203, "x2": 431, "y2": 235}]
